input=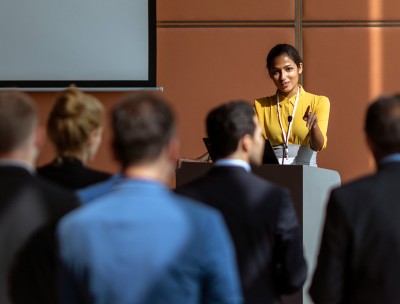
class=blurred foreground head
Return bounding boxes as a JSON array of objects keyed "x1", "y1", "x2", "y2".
[
  {"x1": 0, "y1": 91, "x2": 41, "y2": 163},
  {"x1": 365, "y1": 94, "x2": 400, "y2": 161},
  {"x1": 112, "y1": 93, "x2": 178, "y2": 179}
]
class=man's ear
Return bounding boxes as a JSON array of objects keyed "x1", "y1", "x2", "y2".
[
  {"x1": 167, "y1": 136, "x2": 180, "y2": 163},
  {"x1": 241, "y1": 134, "x2": 252, "y2": 153}
]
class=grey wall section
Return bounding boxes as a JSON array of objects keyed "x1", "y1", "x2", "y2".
[
  {"x1": 253, "y1": 165, "x2": 341, "y2": 304},
  {"x1": 301, "y1": 166, "x2": 341, "y2": 304}
]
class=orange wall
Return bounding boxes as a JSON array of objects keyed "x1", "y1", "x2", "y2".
[{"x1": 35, "y1": 0, "x2": 400, "y2": 184}]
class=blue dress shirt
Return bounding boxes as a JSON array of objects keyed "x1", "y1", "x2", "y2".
[{"x1": 58, "y1": 179, "x2": 242, "y2": 304}]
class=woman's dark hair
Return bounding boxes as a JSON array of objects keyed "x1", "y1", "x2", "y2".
[{"x1": 266, "y1": 44, "x2": 303, "y2": 72}]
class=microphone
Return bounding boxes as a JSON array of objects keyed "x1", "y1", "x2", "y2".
[{"x1": 283, "y1": 115, "x2": 292, "y2": 165}]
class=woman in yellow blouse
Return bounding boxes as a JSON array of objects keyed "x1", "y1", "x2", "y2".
[{"x1": 254, "y1": 44, "x2": 330, "y2": 166}]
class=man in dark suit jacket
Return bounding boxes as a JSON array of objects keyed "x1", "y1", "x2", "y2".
[
  {"x1": 176, "y1": 101, "x2": 307, "y2": 304},
  {"x1": 309, "y1": 94, "x2": 400, "y2": 303},
  {"x1": 0, "y1": 91, "x2": 79, "y2": 304}
]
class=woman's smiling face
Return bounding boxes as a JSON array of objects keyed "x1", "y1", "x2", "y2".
[{"x1": 269, "y1": 53, "x2": 303, "y2": 98}]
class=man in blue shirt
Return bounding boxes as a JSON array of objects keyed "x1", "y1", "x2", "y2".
[
  {"x1": 57, "y1": 94, "x2": 242, "y2": 304},
  {"x1": 310, "y1": 94, "x2": 400, "y2": 303}
]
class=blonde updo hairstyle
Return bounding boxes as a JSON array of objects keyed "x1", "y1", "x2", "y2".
[{"x1": 47, "y1": 86, "x2": 104, "y2": 157}]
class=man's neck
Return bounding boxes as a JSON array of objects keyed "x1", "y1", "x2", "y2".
[
  {"x1": 0, "y1": 150, "x2": 34, "y2": 167},
  {"x1": 224, "y1": 150, "x2": 249, "y2": 163},
  {"x1": 0, "y1": 158, "x2": 35, "y2": 173},
  {"x1": 214, "y1": 155, "x2": 251, "y2": 172},
  {"x1": 123, "y1": 161, "x2": 172, "y2": 185}
]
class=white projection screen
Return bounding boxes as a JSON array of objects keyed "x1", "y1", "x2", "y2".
[{"x1": 0, "y1": 0, "x2": 156, "y2": 90}]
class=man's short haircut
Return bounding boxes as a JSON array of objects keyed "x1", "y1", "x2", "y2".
[
  {"x1": 206, "y1": 100, "x2": 256, "y2": 159},
  {"x1": 0, "y1": 91, "x2": 38, "y2": 154},
  {"x1": 112, "y1": 93, "x2": 176, "y2": 168},
  {"x1": 365, "y1": 94, "x2": 400, "y2": 154}
]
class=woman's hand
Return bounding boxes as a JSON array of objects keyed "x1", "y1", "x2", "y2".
[
  {"x1": 303, "y1": 106, "x2": 318, "y2": 129},
  {"x1": 303, "y1": 106, "x2": 324, "y2": 151}
]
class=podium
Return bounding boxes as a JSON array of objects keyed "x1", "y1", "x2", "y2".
[{"x1": 176, "y1": 163, "x2": 341, "y2": 304}]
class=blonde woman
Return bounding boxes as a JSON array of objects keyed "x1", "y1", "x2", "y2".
[{"x1": 38, "y1": 86, "x2": 111, "y2": 189}]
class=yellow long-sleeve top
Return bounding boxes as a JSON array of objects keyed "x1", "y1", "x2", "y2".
[{"x1": 254, "y1": 85, "x2": 330, "y2": 149}]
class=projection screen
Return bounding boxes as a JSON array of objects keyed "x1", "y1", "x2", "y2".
[{"x1": 0, "y1": 0, "x2": 156, "y2": 90}]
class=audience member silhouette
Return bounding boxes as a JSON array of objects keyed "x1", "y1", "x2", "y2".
[
  {"x1": 310, "y1": 94, "x2": 400, "y2": 303},
  {"x1": 176, "y1": 100, "x2": 307, "y2": 303},
  {"x1": 0, "y1": 91, "x2": 79, "y2": 304},
  {"x1": 38, "y1": 86, "x2": 111, "y2": 189}
]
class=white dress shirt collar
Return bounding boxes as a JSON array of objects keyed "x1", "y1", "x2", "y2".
[{"x1": 213, "y1": 159, "x2": 251, "y2": 172}]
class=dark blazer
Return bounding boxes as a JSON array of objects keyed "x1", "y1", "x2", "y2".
[
  {"x1": 176, "y1": 165, "x2": 307, "y2": 304},
  {"x1": 37, "y1": 156, "x2": 112, "y2": 190},
  {"x1": 310, "y1": 162, "x2": 400, "y2": 304},
  {"x1": 0, "y1": 165, "x2": 79, "y2": 304}
]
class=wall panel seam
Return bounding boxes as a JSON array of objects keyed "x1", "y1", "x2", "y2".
[
  {"x1": 157, "y1": 20, "x2": 295, "y2": 28},
  {"x1": 295, "y1": 0, "x2": 303, "y2": 85},
  {"x1": 303, "y1": 20, "x2": 400, "y2": 28}
]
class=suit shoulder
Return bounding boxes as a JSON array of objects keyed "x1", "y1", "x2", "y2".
[
  {"x1": 249, "y1": 172, "x2": 289, "y2": 193},
  {"x1": 81, "y1": 167, "x2": 112, "y2": 180},
  {"x1": 175, "y1": 172, "x2": 214, "y2": 195},
  {"x1": 34, "y1": 174, "x2": 74, "y2": 194},
  {"x1": 177, "y1": 170, "x2": 289, "y2": 199},
  {"x1": 332, "y1": 173, "x2": 376, "y2": 196},
  {"x1": 34, "y1": 176, "x2": 80, "y2": 209},
  {"x1": 328, "y1": 174, "x2": 380, "y2": 214},
  {"x1": 174, "y1": 192, "x2": 221, "y2": 216}
]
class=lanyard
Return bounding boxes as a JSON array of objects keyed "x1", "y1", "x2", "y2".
[{"x1": 277, "y1": 86, "x2": 300, "y2": 158}]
